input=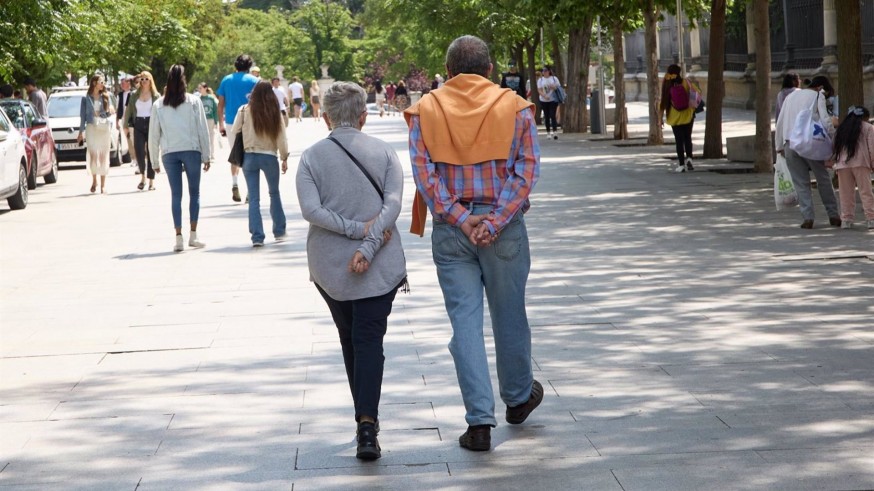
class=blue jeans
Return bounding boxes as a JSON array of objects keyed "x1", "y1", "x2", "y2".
[
  {"x1": 242, "y1": 152, "x2": 286, "y2": 243},
  {"x1": 162, "y1": 151, "x2": 202, "y2": 229},
  {"x1": 431, "y1": 204, "x2": 533, "y2": 427},
  {"x1": 784, "y1": 147, "x2": 839, "y2": 221}
]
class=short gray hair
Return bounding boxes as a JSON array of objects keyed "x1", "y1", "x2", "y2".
[
  {"x1": 323, "y1": 82, "x2": 366, "y2": 128},
  {"x1": 446, "y1": 35, "x2": 491, "y2": 77}
]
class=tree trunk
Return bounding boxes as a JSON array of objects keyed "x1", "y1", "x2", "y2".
[
  {"x1": 703, "y1": 0, "x2": 726, "y2": 158},
  {"x1": 524, "y1": 31, "x2": 541, "y2": 125},
  {"x1": 612, "y1": 22, "x2": 628, "y2": 140},
  {"x1": 753, "y1": 0, "x2": 772, "y2": 173},
  {"x1": 836, "y1": 1, "x2": 863, "y2": 120},
  {"x1": 548, "y1": 25, "x2": 565, "y2": 82},
  {"x1": 564, "y1": 18, "x2": 594, "y2": 133},
  {"x1": 644, "y1": 0, "x2": 663, "y2": 145}
]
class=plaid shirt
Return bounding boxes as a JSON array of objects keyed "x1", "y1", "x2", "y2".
[{"x1": 409, "y1": 108, "x2": 540, "y2": 233}]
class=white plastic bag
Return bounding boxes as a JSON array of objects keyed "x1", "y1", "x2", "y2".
[
  {"x1": 788, "y1": 94, "x2": 833, "y2": 160},
  {"x1": 774, "y1": 154, "x2": 798, "y2": 211}
]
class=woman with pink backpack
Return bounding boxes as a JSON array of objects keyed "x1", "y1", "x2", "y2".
[{"x1": 660, "y1": 64, "x2": 700, "y2": 173}]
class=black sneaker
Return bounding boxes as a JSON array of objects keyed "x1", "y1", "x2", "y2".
[
  {"x1": 458, "y1": 424, "x2": 491, "y2": 451},
  {"x1": 356, "y1": 422, "x2": 381, "y2": 460},
  {"x1": 506, "y1": 380, "x2": 544, "y2": 424}
]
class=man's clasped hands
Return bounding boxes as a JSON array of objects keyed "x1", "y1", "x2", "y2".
[{"x1": 348, "y1": 213, "x2": 498, "y2": 275}]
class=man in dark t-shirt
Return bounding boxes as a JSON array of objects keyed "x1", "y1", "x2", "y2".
[{"x1": 500, "y1": 61, "x2": 526, "y2": 99}]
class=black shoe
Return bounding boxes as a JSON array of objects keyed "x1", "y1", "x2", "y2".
[
  {"x1": 829, "y1": 216, "x2": 842, "y2": 227},
  {"x1": 459, "y1": 424, "x2": 491, "y2": 451},
  {"x1": 232, "y1": 185, "x2": 241, "y2": 202},
  {"x1": 506, "y1": 380, "x2": 544, "y2": 424},
  {"x1": 800, "y1": 220, "x2": 814, "y2": 229},
  {"x1": 356, "y1": 422, "x2": 381, "y2": 460}
]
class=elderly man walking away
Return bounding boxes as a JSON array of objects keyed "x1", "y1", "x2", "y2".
[{"x1": 405, "y1": 35, "x2": 543, "y2": 452}]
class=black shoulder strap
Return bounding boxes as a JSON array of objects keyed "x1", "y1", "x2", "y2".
[{"x1": 327, "y1": 136, "x2": 384, "y2": 201}]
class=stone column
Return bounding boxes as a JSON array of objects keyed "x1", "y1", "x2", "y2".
[
  {"x1": 822, "y1": 0, "x2": 838, "y2": 67},
  {"x1": 688, "y1": 25, "x2": 702, "y2": 72},
  {"x1": 745, "y1": 1, "x2": 756, "y2": 74}
]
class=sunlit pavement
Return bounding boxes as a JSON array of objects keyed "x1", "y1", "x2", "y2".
[{"x1": 1, "y1": 103, "x2": 873, "y2": 490}]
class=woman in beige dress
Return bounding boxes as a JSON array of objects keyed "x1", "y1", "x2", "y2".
[
  {"x1": 77, "y1": 74, "x2": 115, "y2": 193},
  {"x1": 309, "y1": 80, "x2": 321, "y2": 121}
]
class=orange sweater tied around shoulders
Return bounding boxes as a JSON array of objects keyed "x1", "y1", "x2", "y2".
[{"x1": 404, "y1": 73, "x2": 533, "y2": 236}]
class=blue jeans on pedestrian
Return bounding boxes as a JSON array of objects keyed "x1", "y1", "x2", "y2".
[
  {"x1": 315, "y1": 282, "x2": 399, "y2": 423},
  {"x1": 162, "y1": 151, "x2": 202, "y2": 229},
  {"x1": 784, "y1": 147, "x2": 839, "y2": 221},
  {"x1": 242, "y1": 152, "x2": 286, "y2": 244},
  {"x1": 431, "y1": 204, "x2": 533, "y2": 427}
]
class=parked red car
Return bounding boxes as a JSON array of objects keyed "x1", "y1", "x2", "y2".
[{"x1": 0, "y1": 99, "x2": 59, "y2": 189}]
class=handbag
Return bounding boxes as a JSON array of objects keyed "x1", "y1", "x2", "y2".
[
  {"x1": 789, "y1": 93, "x2": 833, "y2": 160},
  {"x1": 327, "y1": 136, "x2": 383, "y2": 199},
  {"x1": 553, "y1": 78, "x2": 566, "y2": 104},
  {"x1": 228, "y1": 110, "x2": 245, "y2": 166}
]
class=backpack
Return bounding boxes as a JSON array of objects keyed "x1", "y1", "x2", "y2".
[{"x1": 670, "y1": 82, "x2": 689, "y2": 111}]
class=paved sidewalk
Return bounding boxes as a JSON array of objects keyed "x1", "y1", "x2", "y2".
[{"x1": 1, "y1": 103, "x2": 873, "y2": 490}]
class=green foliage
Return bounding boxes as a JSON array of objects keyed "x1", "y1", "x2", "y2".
[{"x1": 293, "y1": 1, "x2": 362, "y2": 81}]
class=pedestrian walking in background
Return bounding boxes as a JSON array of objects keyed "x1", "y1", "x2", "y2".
[
  {"x1": 271, "y1": 77, "x2": 289, "y2": 127},
  {"x1": 374, "y1": 80, "x2": 386, "y2": 117},
  {"x1": 296, "y1": 81, "x2": 407, "y2": 461},
  {"x1": 117, "y1": 76, "x2": 138, "y2": 172},
  {"x1": 289, "y1": 76, "x2": 304, "y2": 122},
  {"x1": 394, "y1": 80, "x2": 408, "y2": 111},
  {"x1": 500, "y1": 61, "x2": 526, "y2": 99},
  {"x1": 217, "y1": 54, "x2": 259, "y2": 203},
  {"x1": 124, "y1": 71, "x2": 160, "y2": 191},
  {"x1": 309, "y1": 80, "x2": 321, "y2": 120},
  {"x1": 148, "y1": 64, "x2": 212, "y2": 253},
  {"x1": 775, "y1": 72, "x2": 801, "y2": 123},
  {"x1": 660, "y1": 64, "x2": 697, "y2": 173},
  {"x1": 230, "y1": 81, "x2": 288, "y2": 247},
  {"x1": 775, "y1": 75, "x2": 841, "y2": 229},
  {"x1": 405, "y1": 35, "x2": 543, "y2": 452},
  {"x1": 77, "y1": 74, "x2": 115, "y2": 194},
  {"x1": 831, "y1": 105, "x2": 874, "y2": 230},
  {"x1": 385, "y1": 81, "x2": 395, "y2": 115},
  {"x1": 197, "y1": 83, "x2": 219, "y2": 161},
  {"x1": 23, "y1": 77, "x2": 47, "y2": 118},
  {"x1": 537, "y1": 65, "x2": 560, "y2": 139}
]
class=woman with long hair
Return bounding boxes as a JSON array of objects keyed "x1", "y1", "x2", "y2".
[
  {"x1": 394, "y1": 80, "x2": 408, "y2": 111},
  {"x1": 660, "y1": 64, "x2": 696, "y2": 172},
  {"x1": 537, "y1": 66, "x2": 560, "y2": 140},
  {"x1": 831, "y1": 105, "x2": 874, "y2": 229},
  {"x1": 309, "y1": 80, "x2": 321, "y2": 120},
  {"x1": 124, "y1": 71, "x2": 160, "y2": 190},
  {"x1": 148, "y1": 64, "x2": 212, "y2": 252},
  {"x1": 775, "y1": 72, "x2": 800, "y2": 123},
  {"x1": 231, "y1": 81, "x2": 289, "y2": 247},
  {"x1": 374, "y1": 80, "x2": 385, "y2": 117},
  {"x1": 77, "y1": 74, "x2": 115, "y2": 193}
]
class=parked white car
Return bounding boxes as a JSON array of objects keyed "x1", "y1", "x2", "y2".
[
  {"x1": 46, "y1": 86, "x2": 129, "y2": 166},
  {"x1": 0, "y1": 108, "x2": 28, "y2": 210}
]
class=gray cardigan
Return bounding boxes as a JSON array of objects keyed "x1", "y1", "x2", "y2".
[{"x1": 296, "y1": 127, "x2": 406, "y2": 301}]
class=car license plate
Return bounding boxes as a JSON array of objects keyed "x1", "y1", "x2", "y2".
[{"x1": 58, "y1": 142, "x2": 81, "y2": 150}]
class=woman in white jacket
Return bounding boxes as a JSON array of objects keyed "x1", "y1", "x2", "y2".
[{"x1": 148, "y1": 65, "x2": 212, "y2": 252}]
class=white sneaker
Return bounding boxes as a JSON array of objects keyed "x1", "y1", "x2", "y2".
[
  {"x1": 685, "y1": 158, "x2": 694, "y2": 171},
  {"x1": 546, "y1": 132, "x2": 552, "y2": 139},
  {"x1": 674, "y1": 163, "x2": 686, "y2": 173},
  {"x1": 188, "y1": 231, "x2": 205, "y2": 248},
  {"x1": 841, "y1": 220, "x2": 853, "y2": 229},
  {"x1": 174, "y1": 235, "x2": 184, "y2": 253}
]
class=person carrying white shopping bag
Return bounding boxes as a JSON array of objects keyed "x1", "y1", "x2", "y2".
[{"x1": 775, "y1": 75, "x2": 841, "y2": 229}]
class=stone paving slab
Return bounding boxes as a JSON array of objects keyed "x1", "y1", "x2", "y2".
[{"x1": 2, "y1": 102, "x2": 873, "y2": 489}]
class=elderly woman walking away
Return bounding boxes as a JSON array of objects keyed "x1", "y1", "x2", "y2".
[
  {"x1": 77, "y1": 74, "x2": 115, "y2": 194},
  {"x1": 148, "y1": 65, "x2": 212, "y2": 252},
  {"x1": 231, "y1": 81, "x2": 288, "y2": 247},
  {"x1": 296, "y1": 82, "x2": 407, "y2": 461}
]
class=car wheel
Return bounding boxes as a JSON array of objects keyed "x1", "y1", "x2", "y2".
[
  {"x1": 44, "y1": 152, "x2": 59, "y2": 184},
  {"x1": 7, "y1": 162, "x2": 28, "y2": 210},
  {"x1": 26, "y1": 151, "x2": 37, "y2": 190}
]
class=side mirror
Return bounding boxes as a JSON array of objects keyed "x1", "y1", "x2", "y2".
[{"x1": 32, "y1": 118, "x2": 47, "y2": 128}]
